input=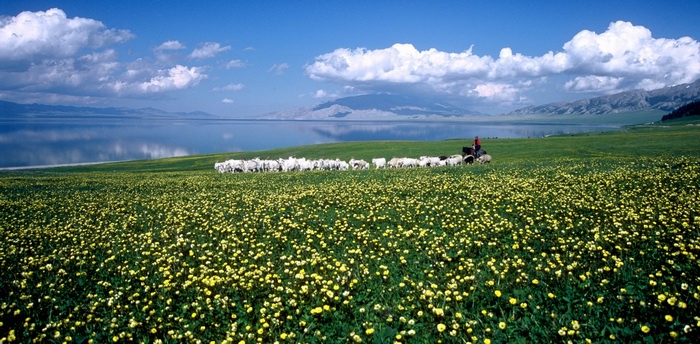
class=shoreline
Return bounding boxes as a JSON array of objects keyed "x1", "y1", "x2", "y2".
[{"x1": 0, "y1": 160, "x2": 128, "y2": 171}]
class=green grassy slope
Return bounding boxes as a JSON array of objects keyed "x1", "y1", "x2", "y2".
[{"x1": 0, "y1": 119, "x2": 698, "y2": 343}]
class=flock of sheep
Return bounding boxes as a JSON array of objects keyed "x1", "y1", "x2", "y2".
[{"x1": 214, "y1": 153, "x2": 491, "y2": 173}]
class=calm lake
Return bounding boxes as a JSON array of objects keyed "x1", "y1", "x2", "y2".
[{"x1": 0, "y1": 118, "x2": 620, "y2": 169}]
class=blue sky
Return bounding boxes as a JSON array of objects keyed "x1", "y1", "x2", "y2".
[{"x1": 2, "y1": 0, "x2": 699, "y2": 116}]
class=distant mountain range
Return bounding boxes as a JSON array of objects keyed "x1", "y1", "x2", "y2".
[
  {"x1": 0, "y1": 100, "x2": 215, "y2": 119},
  {"x1": 259, "y1": 94, "x2": 486, "y2": 120},
  {"x1": 260, "y1": 79, "x2": 700, "y2": 120},
  {"x1": 3, "y1": 78, "x2": 699, "y2": 121},
  {"x1": 507, "y1": 79, "x2": 700, "y2": 116}
]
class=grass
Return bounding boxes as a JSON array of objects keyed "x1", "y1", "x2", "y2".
[{"x1": 0, "y1": 120, "x2": 699, "y2": 343}]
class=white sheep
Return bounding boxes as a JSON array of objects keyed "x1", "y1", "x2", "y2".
[
  {"x1": 446, "y1": 155, "x2": 462, "y2": 166},
  {"x1": 214, "y1": 161, "x2": 226, "y2": 173},
  {"x1": 397, "y1": 157, "x2": 418, "y2": 167},
  {"x1": 297, "y1": 158, "x2": 312, "y2": 171},
  {"x1": 419, "y1": 156, "x2": 441, "y2": 167},
  {"x1": 388, "y1": 157, "x2": 401, "y2": 168},
  {"x1": 262, "y1": 159, "x2": 280, "y2": 172},
  {"x1": 279, "y1": 157, "x2": 297, "y2": 172},
  {"x1": 215, "y1": 152, "x2": 484, "y2": 174},
  {"x1": 337, "y1": 160, "x2": 349, "y2": 171},
  {"x1": 216, "y1": 159, "x2": 244, "y2": 173},
  {"x1": 325, "y1": 159, "x2": 339, "y2": 170},
  {"x1": 372, "y1": 157, "x2": 386, "y2": 169},
  {"x1": 477, "y1": 154, "x2": 492, "y2": 164},
  {"x1": 243, "y1": 159, "x2": 259, "y2": 172},
  {"x1": 313, "y1": 159, "x2": 327, "y2": 170},
  {"x1": 348, "y1": 158, "x2": 368, "y2": 170},
  {"x1": 319, "y1": 159, "x2": 337, "y2": 170}
]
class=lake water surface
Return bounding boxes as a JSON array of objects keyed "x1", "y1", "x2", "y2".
[{"x1": 0, "y1": 118, "x2": 620, "y2": 168}]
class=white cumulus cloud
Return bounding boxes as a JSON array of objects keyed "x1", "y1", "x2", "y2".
[
  {"x1": 188, "y1": 42, "x2": 231, "y2": 59},
  {"x1": 470, "y1": 83, "x2": 521, "y2": 102},
  {"x1": 564, "y1": 75, "x2": 623, "y2": 93},
  {"x1": 222, "y1": 98, "x2": 234, "y2": 103},
  {"x1": 306, "y1": 21, "x2": 700, "y2": 101},
  {"x1": 138, "y1": 65, "x2": 206, "y2": 93},
  {"x1": 0, "y1": 8, "x2": 133, "y2": 63},
  {"x1": 561, "y1": 21, "x2": 700, "y2": 91},
  {"x1": 0, "y1": 9, "x2": 212, "y2": 102}
]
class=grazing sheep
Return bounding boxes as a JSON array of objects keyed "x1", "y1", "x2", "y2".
[
  {"x1": 477, "y1": 154, "x2": 492, "y2": 164},
  {"x1": 214, "y1": 161, "x2": 226, "y2": 173},
  {"x1": 218, "y1": 159, "x2": 241, "y2": 172},
  {"x1": 372, "y1": 157, "x2": 386, "y2": 169},
  {"x1": 399, "y1": 157, "x2": 418, "y2": 168},
  {"x1": 297, "y1": 158, "x2": 313, "y2": 171},
  {"x1": 446, "y1": 154, "x2": 462, "y2": 166},
  {"x1": 264, "y1": 159, "x2": 281, "y2": 172},
  {"x1": 388, "y1": 157, "x2": 401, "y2": 168},
  {"x1": 328, "y1": 159, "x2": 343, "y2": 170},
  {"x1": 337, "y1": 159, "x2": 350, "y2": 171},
  {"x1": 315, "y1": 159, "x2": 330, "y2": 170},
  {"x1": 419, "y1": 156, "x2": 440, "y2": 167},
  {"x1": 349, "y1": 158, "x2": 369, "y2": 170},
  {"x1": 279, "y1": 157, "x2": 298, "y2": 172},
  {"x1": 215, "y1": 152, "x2": 484, "y2": 174},
  {"x1": 248, "y1": 159, "x2": 261, "y2": 172}
]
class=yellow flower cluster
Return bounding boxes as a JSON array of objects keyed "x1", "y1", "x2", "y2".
[{"x1": 0, "y1": 156, "x2": 698, "y2": 342}]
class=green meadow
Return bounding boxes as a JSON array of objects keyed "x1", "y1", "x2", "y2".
[{"x1": 1, "y1": 119, "x2": 699, "y2": 343}]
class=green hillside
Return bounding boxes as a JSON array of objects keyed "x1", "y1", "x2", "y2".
[{"x1": 1, "y1": 120, "x2": 699, "y2": 343}]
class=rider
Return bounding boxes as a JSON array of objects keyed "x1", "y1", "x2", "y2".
[{"x1": 472, "y1": 136, "x2": 481, "y2": 157}]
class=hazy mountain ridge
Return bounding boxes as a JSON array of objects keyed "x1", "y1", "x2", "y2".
[
  {"x1": 508, "y1": 79, "x2": 700, "y2": 115},
  {"x1": 260, "y1": 94, "x2": 486, "y2": 120},
  {"x1": 0, "y1": 100, "x2": 215, "y2": 119},
  {"x1": 5, "y1": 78, "x2": 699, "y2": 121}
]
